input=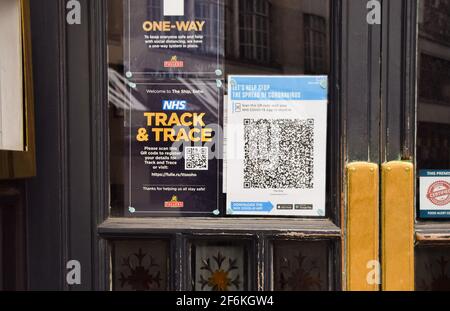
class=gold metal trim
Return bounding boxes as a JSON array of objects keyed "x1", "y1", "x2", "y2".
[
  {"x1": 346, "y1": 162, "x2": 379, "y2": 291},
  {"x1": 381, "y1": 161, "x2": 414, "y2": 291}
]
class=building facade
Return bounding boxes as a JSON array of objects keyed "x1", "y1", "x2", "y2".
[{"x1": 0, "y1": 0, "x2": 450, "y2": 291}]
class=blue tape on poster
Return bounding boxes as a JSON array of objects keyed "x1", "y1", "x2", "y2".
[
  {"x1": 229, "y1": 76, "x2": 328, "y2": 101},
  {"x1": 419, "y1": 170, "x2": 450, "y2": 177},
  {"x1": 230, "y1": 202, "x2": 274, "y2": 212}
]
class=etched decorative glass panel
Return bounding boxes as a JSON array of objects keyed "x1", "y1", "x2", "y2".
[
  {"x1": 192, "y1": 241, "x2": 250, "y2": 291},
  {"x1": 273, "y1": 241, "x2": 329, "y2": 291},
  {"x1": 113, "y1": 240, "x2": 169, "y2": 291}
]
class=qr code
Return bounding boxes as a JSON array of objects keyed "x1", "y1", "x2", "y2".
[
  {"x1": 185, "y1": 147, "x2": 208, "y2": 170},
  {"x1": 244, "y1": 119, "x2": 314, "y2": 189}
]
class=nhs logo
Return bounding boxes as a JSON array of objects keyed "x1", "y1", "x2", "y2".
[{"x1": 162, "y1": 100, "x2": 188, "y2": 110}]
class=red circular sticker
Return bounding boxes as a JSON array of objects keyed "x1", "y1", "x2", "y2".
[{"x1": 427, "y1": 180, "x2": 450, "y2": 206}]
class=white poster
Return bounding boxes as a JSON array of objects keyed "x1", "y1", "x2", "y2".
[
  {"x1": 420, "y1": 170, "x2": 450, "y2": 218},
  {"x1": 226, "y1": 76, "x2": 328, "y2": 216},
  {"x1": 0, "y1": 0, "x2": 23, "y2": 151}
]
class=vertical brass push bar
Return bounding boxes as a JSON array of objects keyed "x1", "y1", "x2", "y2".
[
  {"x1": 346, "y1": 162, "x2": 379, "y2": 291},
  {"x1": 381, "y1": 161, "x2": 415, "y2": 291}
]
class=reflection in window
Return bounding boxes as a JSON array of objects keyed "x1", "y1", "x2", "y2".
[
  {"x1": 417, "y1": 0, "x2": 450, "y2": 216},
  {"x1": 416, "y1": 246, "x2": 450, "y2": 291},
  {"x1": 419, "y1": 0, "x2": 450, "y2": 44},
  {"x1": 419, "y1": 54, "x2": 450, "y2": 105},
  {"x1": 237, "y1": 0, "x2": 270, "y2": 63},
  {"x1": 417, "y1": 123, "x2": 450, "y2": 170},
  {"x1": 147, "y1": 0, "x2": 162, "y2": 21},
  {"x1": 195, "y1": 0, "x2": 223, "y2": 55},
  {"x1": 224, "y1": 0, "x2": 329, "y2": 75},
  {"x1": 304, "y1": 14, "x2": 327, "y2": 74}
]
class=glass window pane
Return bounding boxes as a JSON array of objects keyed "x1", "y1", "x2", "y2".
[
  {"x1": 112, "y1": 240, "x2": 170, "y2": 291},
  {"x1": 191, "y1": 240, "x2": 252, "y2": 291},
  {"x1": 107, "y1": 0, "x2": 331, "y2": 217},
  {"x1": 416, "y1": 0, "x2": 450, "y2": 219},
  {"x1": 272, "y1": 241, "x2": 330, "y2": 291},
  {"x1": 416, "y1": 246, "x2": 450, "y2": 291},
  {"x1": 229, "y1": 0, "x2": 329, "y2": 73}
]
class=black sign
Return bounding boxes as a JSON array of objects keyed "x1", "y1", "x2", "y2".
[
  {"x1": 124, "y1": 0, "x2": 224, "y2": 78},
  {"x1": 124, "y1": 80, "x2": 221, "y2": 216}
]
